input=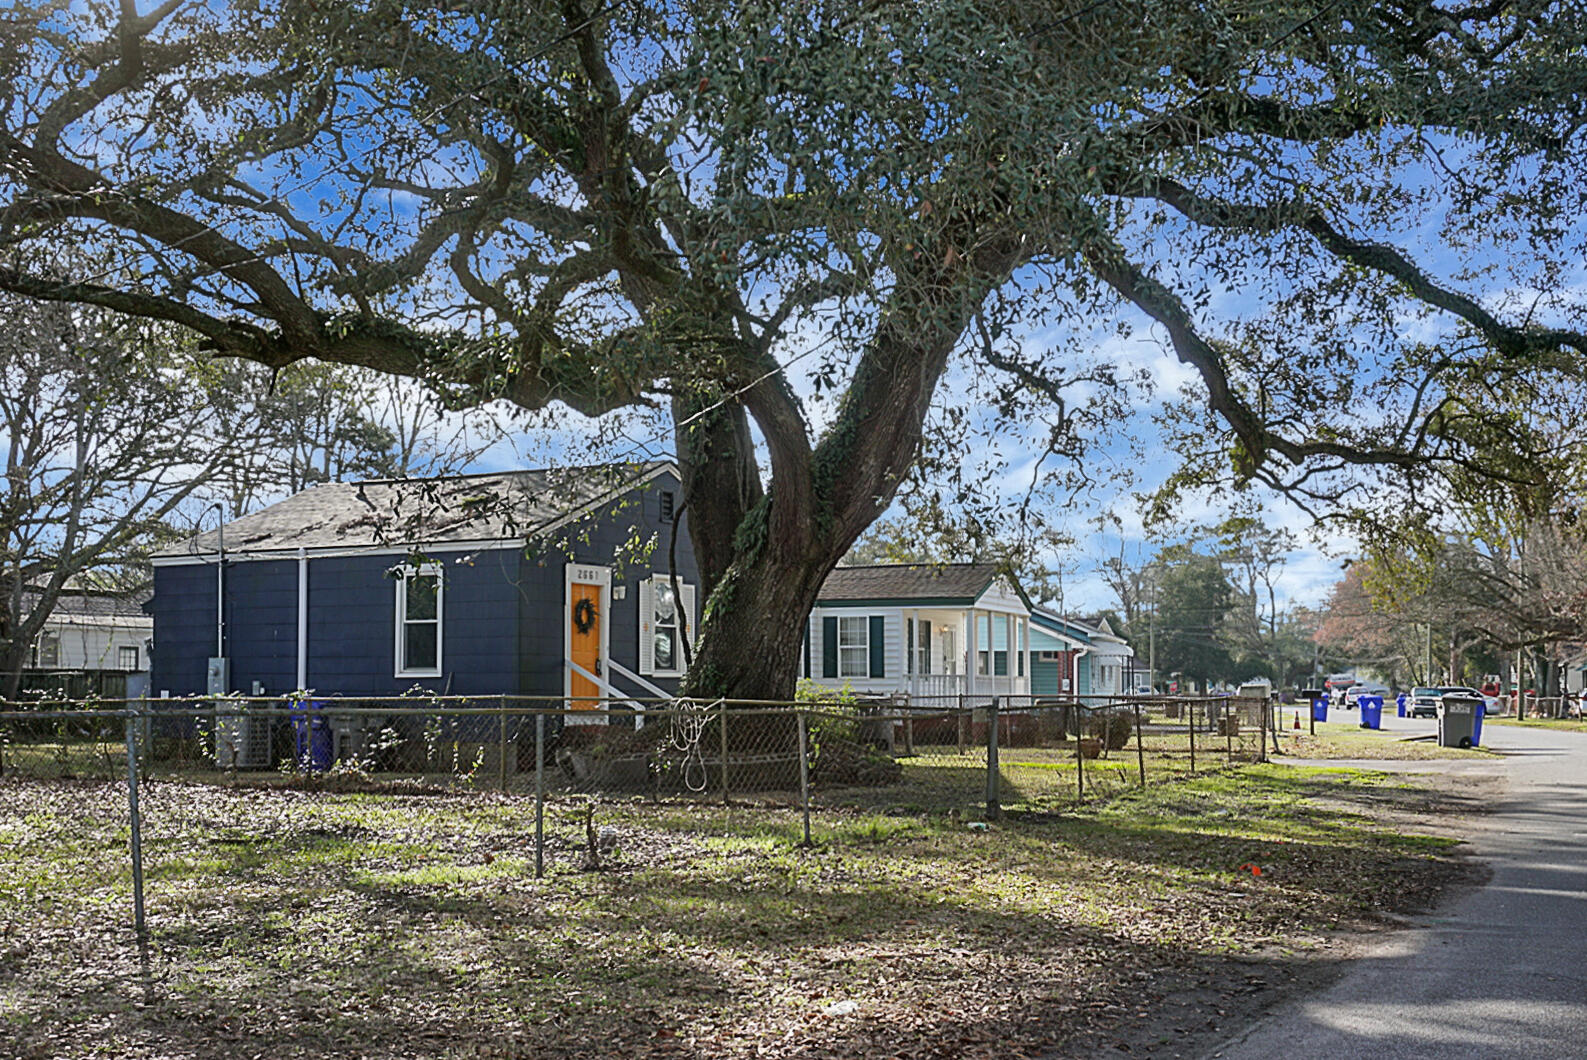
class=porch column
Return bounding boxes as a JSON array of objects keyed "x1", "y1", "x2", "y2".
[
  {"x1": 1022, "y1": 616, "x2": 1031, "y2": 695},
  {"x1": 966, "y1": 609, "x2": 978, "y2": 695},
  {"x1": 1005, "y1": 613, "x2": 1014, "y2": 692},
  {"x1": 907, "y1": 609, "x2": 920, "y2": 691}
]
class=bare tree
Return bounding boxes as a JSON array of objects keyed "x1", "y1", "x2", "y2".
[{"x1": 0, "y1": 297, "x2": 240, "y2": 698}]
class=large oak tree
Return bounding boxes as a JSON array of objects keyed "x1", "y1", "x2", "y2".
[{"x1": 4, "y1": 1, "x2": 1586, "y2": 698}]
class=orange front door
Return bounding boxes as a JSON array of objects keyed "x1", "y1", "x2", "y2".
[{"x1": 569, "y1": 582, "x2": 602, "y2": 708}]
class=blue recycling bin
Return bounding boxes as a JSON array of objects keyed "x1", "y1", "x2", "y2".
[
  {"x1": 291, "y1": 698, "x2": 333, "y2": 771},
  {"x1": 1471, "y1": 705, "x2": 1484, "y2": 747},
  {"x1": 1396, "y1": 692, "x2": 1407, "y2": 718},
  {"x1": 1312, "y1": 694, "x2": 1329, "y2": 722},
  {"x1": 1359, "y1": 695, "x2": 1383, "y2": 730}
]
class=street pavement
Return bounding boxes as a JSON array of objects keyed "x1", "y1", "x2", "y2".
[{"x1": 1208, "y1": 711, "x2": 1587, "y2": 1059}]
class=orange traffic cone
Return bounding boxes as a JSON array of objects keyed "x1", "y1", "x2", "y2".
[{"x1": 1293, "y1": 712, "x2": 1301, "y2": 730}]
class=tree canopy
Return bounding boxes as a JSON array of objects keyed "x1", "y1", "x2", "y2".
[{"x1": 5, "y1": 1, "x2": 1587, "y2": 697}]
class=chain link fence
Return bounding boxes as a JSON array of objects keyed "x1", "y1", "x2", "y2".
[{"x1": 1, "y1": 693, "x2": 1276, "y2": 939}]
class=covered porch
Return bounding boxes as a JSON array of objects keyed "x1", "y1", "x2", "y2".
[{"x1": 899, "y1": 607, "x2": 1030, "y2": 702}]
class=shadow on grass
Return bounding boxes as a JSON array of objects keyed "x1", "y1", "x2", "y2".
[{"x1": 1, "y1": 764, "x2": 1478, "y2": 1060}]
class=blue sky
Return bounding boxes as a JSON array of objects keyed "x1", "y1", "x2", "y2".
[{"x1": 22, "y1": 3, "x2": 1584, "y2": 624}]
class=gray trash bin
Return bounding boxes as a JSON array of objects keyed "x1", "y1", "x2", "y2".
[{"x1": 1437, "y1": 695, "x2": 1483, "y2": 749}]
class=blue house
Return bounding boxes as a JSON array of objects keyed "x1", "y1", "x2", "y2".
[
  {"x1": 149, "y1": 462, "x2": 699, "y2": 712},
  {"x1": 1029, "y1": 609, "x2": 1136, "y2": 702}
]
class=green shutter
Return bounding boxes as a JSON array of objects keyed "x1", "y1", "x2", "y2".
[
  {"x1": 822, "y1": 617, "x2": 838, "y2": 678},
  {"x1": 869, "y1": 615, "x2": 885, "y2": 678},
  {"x1": 921, "y1": 620, "x2": 931, "y2": 675}
]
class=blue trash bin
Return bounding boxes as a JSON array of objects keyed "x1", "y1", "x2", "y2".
[
  {"x1": 291, "y1": 698, "x2": 333, "y2": 771},
  {"x1": 1396, "y1": 693, "x2": 1407, "y2": 718},
  {"x1": 1360, "y1": 695, "x2": 1383, "y2": 730},
  {"x1": 1471, "y1": 704, "x2": 1484, "y2": 747},
  {"x1": 1312, "y1": 694, "x2": 1329, "y2": 723}
]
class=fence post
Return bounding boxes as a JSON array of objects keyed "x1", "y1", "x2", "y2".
[
  {"x1": 1188, "y1": 701, "x2": 1196, "y2": 773},
  {"x1": 1262, "y1": 700, "x2": 1273, "y2": 762},
  {"x1": 1134, "y1": 702, "x2": 1146, "y2": 788},
  {"x1": 797, "y1": 710, "x2": 812, "y2": 846},
  {"x1": 985, "y1": 697, "x2": 1001, "y2": 819},
  {"x1": 498, "y1": 694, "x2": 509, "y2": 793},
  {"x1": 123, "y1": 707, "x2": 147, "y2": 946},
  {"x1": 1225, "y1": 702, "x2": 1233, "y2": 763},
  {"x1": 719, "y1": 700, "x2": 730, "y2": 806},
  {"x1": 1075, "y1": 705, "x2": 1085, "y2": 801},
  {"x1": 957, "y1": 694, "x2": 967, "y2": 755},
  {"x1": 534, "y1": 712, "x2": 545, "y2": 880}
]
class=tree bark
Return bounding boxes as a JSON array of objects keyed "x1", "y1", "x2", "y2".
[{"x1": 679, "y1": 242, "x2": 1025, "y2": 701}]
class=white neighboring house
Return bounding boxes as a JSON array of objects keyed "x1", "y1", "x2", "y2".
[
  {"x1": 1055, "y1": 613, "x2": 1135, "y2": 701},
  {"x1": 801, "y1": 563, "x2": 1032, "y2": 701},
  {"x1": 25, "y1": 586, "x2": 153, "y2": 684}
]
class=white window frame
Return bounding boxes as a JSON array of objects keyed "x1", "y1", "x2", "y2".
[
  {"x1": 639, "y1": 575, "x2": 695, "y2": 678},
  {"x1": 838, "y1": 616, "x2": 870, "y2": 679},
  {"x1": 394, "y1": 565, "x2": 443, "y2": 678},
  {"x1": 33, "y1": 630, "x2": 60, "y2": 668},
  {"x1": 118, "y1": 645, "x2": 139, "y2": 671}
]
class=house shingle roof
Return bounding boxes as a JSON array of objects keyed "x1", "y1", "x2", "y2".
[
  {"x1": 154, "y1": 462, "x2": 674, "y2": 559},
  {"x1": 817, "y1": 562, "x2": 1002, "y2": 604},
  {"x1": 25, "y1": 587, "x2": 152, "y2": 621}
]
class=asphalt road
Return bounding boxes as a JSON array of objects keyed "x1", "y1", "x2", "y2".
[{"x1": 1208, "y1": 713, "x2": 1587, "y2": 1059}]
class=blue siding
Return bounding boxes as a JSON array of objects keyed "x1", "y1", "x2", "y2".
[
  {"x1": 306, "y1": 550, "x2": 520, "y2": 697},
  {"x1": 517, "y1": 473, "x2": 699, "y2": 702},
  {"x1": 225, "y1": 560, "x2": 297, "y2": 693},
  {"x1": 151, "y1": 471, "x2": 698, "y2": 701},
  {"x1": 149, "y1": 563, "x2": 218, "y2": 696}
]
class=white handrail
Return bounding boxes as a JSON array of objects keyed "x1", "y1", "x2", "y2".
[
  {"x1": 606, "y1": 658, "x2": 671, "y2": 700},
  {"x1": 566, "y1": 658, "x2": 647, "y2": 725}
]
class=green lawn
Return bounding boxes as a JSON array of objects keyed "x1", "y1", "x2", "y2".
[
  {"x1": 0, "y1": 761, "x2": 1471, "y2": 1059},
  {"x1": 1483, "y1": 716, "x2": 1587, "y2": 732},
  {"x1": 1277, "y1": 720, "x2": 1499, "y2": 760}
]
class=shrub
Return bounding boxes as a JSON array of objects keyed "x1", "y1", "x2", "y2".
[{"x1": 1088, "y1": 710, "x2": 1134, "y2": 751}]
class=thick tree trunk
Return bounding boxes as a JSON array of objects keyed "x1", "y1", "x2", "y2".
[
  {"x1": 671, "y1": 396, "x2": 762, "y2": 603},
  {"x1": 676, "y1": 241, "x2": 1026, "y2": 702}
]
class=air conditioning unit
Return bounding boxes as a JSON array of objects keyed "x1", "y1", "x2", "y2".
[{"x1": 215, "y1": 714, "x2": 272, "y2": 769}]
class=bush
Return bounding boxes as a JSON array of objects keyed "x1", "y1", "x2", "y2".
[{"x1": 1088, "y1": 710, "x2": 1134, "y2": 751}]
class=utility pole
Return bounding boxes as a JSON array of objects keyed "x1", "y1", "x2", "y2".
[
  {"x1": 1147, "y1": 570, "x2": 1157, "y2": 694},
  {"x1": 1424, "y1": 621, "x2": 1432, "y2": 686}
]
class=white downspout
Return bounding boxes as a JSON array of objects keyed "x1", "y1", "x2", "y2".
[
  {"x1": 296, "y1": 548, "x2": 308, "y2": 691},
  {"x1": 215, "y1": 507, "x2": 225, "y2": 658}
]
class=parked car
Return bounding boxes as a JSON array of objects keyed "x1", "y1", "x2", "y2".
[
  {"x1": 1409, "y1": 687, "x2": 1443, "y2": 719},
  {"x1": 1411, "y1": 686, "x2": 1488, "y2": 719},
  {"x1": 1345, "y1": 683, "x2": 1389, "y2": 707}
]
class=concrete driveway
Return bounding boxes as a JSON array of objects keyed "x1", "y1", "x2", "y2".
[{"x1": 1208, "y1": 715, "x2": 1587, "y2": 1059}]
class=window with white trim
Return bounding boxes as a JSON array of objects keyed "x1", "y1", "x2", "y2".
[
  {"x1": 395, "y1": 567, "x2": 442, "y2": 676},
  {"x1": 838, "y1": 616, "x2": 869, "y2": 678},
  {"x1": 639, "y1": 576, "x2": 696, "y2": 676},
  {"x1": 32, "y1": 630, "x2": 60, "y2": 668},
  {"x1": 118, "y1": 645, "x2": 139, "y2": 670}
]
